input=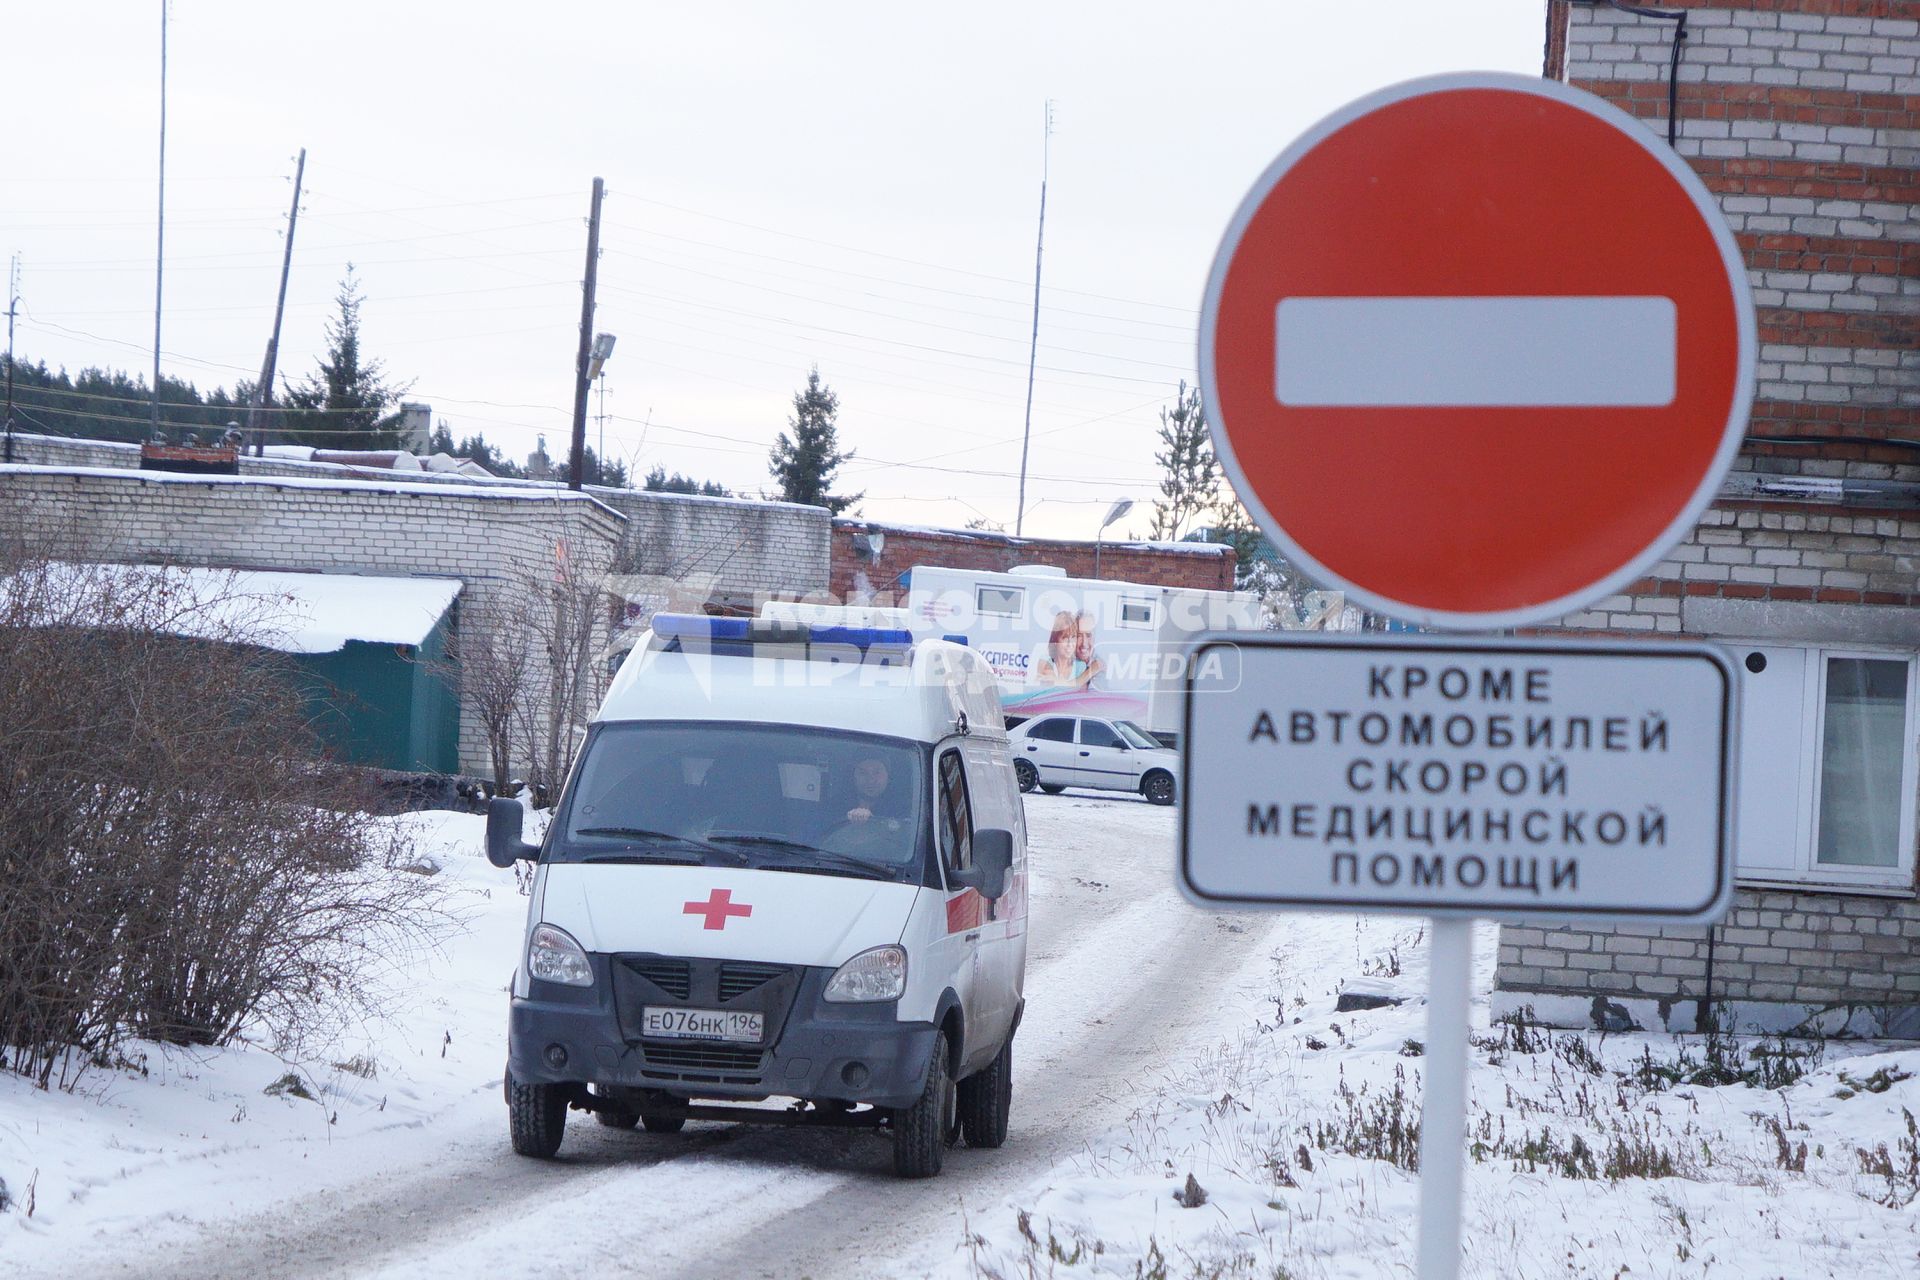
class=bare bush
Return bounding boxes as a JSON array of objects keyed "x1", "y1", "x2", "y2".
[{"x1": 0, "y1": 536, "x2": 449, "y2": 1088}]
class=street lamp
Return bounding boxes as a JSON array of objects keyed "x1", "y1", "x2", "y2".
[
  {"x1": 587, "y1": 333, "x2": 616, "y2": 479},
  {"x1": 1092, "y1": 497, "x2": 1134, "y2": 580}
]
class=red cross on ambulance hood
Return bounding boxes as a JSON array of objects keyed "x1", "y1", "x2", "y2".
[{"x1": 537, "y1": 864, "x2": 919, "y2": 967}]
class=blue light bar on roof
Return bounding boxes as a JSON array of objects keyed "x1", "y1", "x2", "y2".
[
  {"x1": 650, "y1": 613, "x2": 914, "y2": 662},
  {"x1": 652, "y1": 613, "x2": 748, "y2": 642}
]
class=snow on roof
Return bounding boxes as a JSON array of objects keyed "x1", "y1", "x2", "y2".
[
  {"x1": 828, "y1": 519, "x2": 1231, "y2": 553},
  {"x1": 0, "y1": 462, "x2": 627, "y2": 520},
  {"x1": 217, "y1": 568, "x2": 464, "y2": 652},
  {"x1": 7, "y1": 564, "x2": 463, "y2": 654}
]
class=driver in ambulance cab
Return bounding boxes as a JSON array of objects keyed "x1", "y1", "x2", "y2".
[{"x1": 844, "y1": 756, "x2": 900, "y2": 826}]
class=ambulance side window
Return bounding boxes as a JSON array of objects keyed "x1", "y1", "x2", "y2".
[{"x1": 937, "y1": 748, "x2": 974, "y2": 874}]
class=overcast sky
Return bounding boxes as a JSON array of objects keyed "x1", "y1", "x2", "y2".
[{"x1": 5, "y1": 1, "x2": 1545, "y2": 537}]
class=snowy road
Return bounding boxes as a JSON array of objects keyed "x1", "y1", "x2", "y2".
[{"x1": 26, "y1": 795, "x2": 1293, "y2": 1280}]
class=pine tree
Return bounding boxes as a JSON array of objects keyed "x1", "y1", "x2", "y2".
[
  {"x1": 768, "y1": 368, "x2": 860, "y2": 514},
  {"x1": 644, "y1": 466, "x2": 729, "y2": 497},
  {"x1": 1147, "y1": 380, "x2": 1220, "y2": 541},
  {"x1": 562, "y1": 445, "x2": 630, "y2": 488},
  {"x1": 280, "y1": 265, "x2": 411, "y2": 449}
]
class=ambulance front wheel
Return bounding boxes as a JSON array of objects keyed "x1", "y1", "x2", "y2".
[
  {"x1": 507, "y1": 1073, "x2": 568, "y2": 1158},
  {"x1": 1013, "y1": 759, "x2": 1037, "y2": 793},
  {"x1": 891, "y1": 1029, "x2": 955, "y2": 1178},
  {"x1": 959, "y1": 1034, "x2": 1012, "y2": 1148}
]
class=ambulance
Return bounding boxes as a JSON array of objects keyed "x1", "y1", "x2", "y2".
[{"x1": 486, "y1": 614, "x2": 1028, "y2": 1178}]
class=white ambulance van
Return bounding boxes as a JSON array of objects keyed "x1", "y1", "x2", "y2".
[{"x1": 486, "y1": 613, "x2": 1028, "y2": 1178}]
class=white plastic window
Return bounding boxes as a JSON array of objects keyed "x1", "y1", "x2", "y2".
[{"x1": 1733, "y1": 644, "x2": 1916, "y2": 891}]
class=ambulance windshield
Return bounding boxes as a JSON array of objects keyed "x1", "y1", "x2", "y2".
[{"x1": 551, "y1": 723, "x2": 927, "y2": 883}]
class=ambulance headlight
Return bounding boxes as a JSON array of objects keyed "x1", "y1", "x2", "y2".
[
  {"x1": 528, "y1": 923, "x2": 594, "y2": 987},
  {"x1": 824, "y1": 945, "x2": 907, "y2": 1003}
]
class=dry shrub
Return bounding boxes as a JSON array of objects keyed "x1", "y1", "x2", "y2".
[{"x1": 0, "y1": 536, "x2": 449, "y2": 1088}]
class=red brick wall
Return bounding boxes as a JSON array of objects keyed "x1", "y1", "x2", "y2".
[
  {"x1": 1551, "y1": 0, "x2": 1919, "y2": 456},
  {"x1": 826, "y1": 521, "x2": 1236, "y2": 604}
]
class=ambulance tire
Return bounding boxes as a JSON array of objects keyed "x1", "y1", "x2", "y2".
[
  {"x1": 641, "y1": 1113, "x2": 687, "y2": 1134},
  {"x1": 594, "y1": 1107, "x2": 640, "y2": 1130},
  {"x1": 591, "y1": 1085, "x2": 640, "y2": 1129},
  {"x1": 507, "y1": 1074, "x2": 568, "y2": 1158},
  {"x1": 959, "y1": 1034, "x2": 1012, "y2": 1148},
  {"x1": 1013, "y1": 759, "x2": 1038, "y2": 793},
  {"x1": 892, "y1": 1030, "x2": 955, "y2": 1178}
]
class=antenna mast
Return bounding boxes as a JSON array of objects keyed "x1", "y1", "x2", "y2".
[
  {"x1": 1014, "y1": 100, "x2": 1054, "y2": 537},
  {"x1": 4, "y1": 255, "x2": 19, "y2": 463}
]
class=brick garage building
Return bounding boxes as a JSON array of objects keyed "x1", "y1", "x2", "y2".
[
  {"x1": 0, "y1": 464, "x2": 626, "y2": 778},
  {"x1": 1497, "y1": 1, "x2": 1920, "y2": 1037},
  {"x1": 828, "y1": 519, "x2": 1237, "y2": 605}
]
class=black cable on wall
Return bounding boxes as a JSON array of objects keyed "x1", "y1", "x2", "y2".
[{"x1": 1596, "y1": 0, "x2": 1691, "y2": 148}]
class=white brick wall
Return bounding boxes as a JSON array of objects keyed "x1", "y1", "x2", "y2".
[
  {"x1": 3, "y1": 433, "x2": 834, "y2": 601},
  {"x1": 1568, "y1": 6, "x2": 1920, "y2": 92}
]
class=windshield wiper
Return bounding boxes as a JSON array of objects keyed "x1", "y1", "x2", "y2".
[
  {"x1": 574, "y1": 851, "x2": 704, "y2": 866},
  {"x1": 709, "y1": 835, "x2": 894, "y2": 881},
  {"x1": 572, "y1": 827, "x2": 746, "y2": 865}
]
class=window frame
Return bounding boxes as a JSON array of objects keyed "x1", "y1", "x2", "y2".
[
  {"x1": 1116, "y1": 596, "x2": 1156, "y2": 629},
  {"x1": 1077, "y1": 719, "x2": 1124, "y2": 750},
  {"x1": 975, "y1": 584, "x2": 1024, "y2": 618},
  {"x1": 936, "y1": 745, "x2": 975, "y2": 876},
  {"x1": 1023, "y1": 717, "x2": 1075, "y2": 743},
  {"x1": 1732, "y1": 643, "x2": 1918, "y2": 895}
]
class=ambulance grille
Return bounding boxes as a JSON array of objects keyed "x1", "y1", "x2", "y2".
[
  {"x1": 623, "y1": 957, "x2": 691, "y2": 999},
  {"x1": 718, "y1": 962, "x2": 789, "y2": 1001},
  {"x1": 640, "y1": 1042, "x2": 765, "y2": 1079}
]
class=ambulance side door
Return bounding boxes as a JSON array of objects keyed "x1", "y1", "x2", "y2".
[
  {"x1": 963, "y1": 735, "x2": 1025, "y2": 1049},
  {"x1": 933, "y1": 741, "x2": 996, "y2": 1071}
]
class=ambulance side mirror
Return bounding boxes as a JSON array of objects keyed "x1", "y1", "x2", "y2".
[
  {"x1": 486, "y1": 797, "x2": 540, "y2": 868},
  {"x1": 960, "y1": 828, "x2": 1014, "y2": 901}
]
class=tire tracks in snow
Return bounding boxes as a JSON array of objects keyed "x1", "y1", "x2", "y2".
[{"x1": 55, "y1": 801, "x2": 1292, "y2": 1280}]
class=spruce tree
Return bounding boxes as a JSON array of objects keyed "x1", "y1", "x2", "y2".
[
  {"x1": 768, "y1": 368, "x2": 860, "y2": 514},
  {"x1": 280, "y1": 265, "x2": 410, "y2": 449},
  {"x1": 1147, "y1": 380, "x2": 1220, "y2": 540}
]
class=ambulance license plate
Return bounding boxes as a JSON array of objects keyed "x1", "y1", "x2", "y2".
[{"x1": 641, "y1": 1006, "x2": 763, "y2": 1043}]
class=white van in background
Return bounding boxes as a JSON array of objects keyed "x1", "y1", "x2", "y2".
[
  {"x1": 904, "y1": 564, "x2": 1265, "y2": 744},
  {"x1": 488, "y1": 613, "x2": 1027, "y2": 1178}
]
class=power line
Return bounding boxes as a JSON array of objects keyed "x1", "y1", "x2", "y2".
[
  {"x1": 622, "y1": 193, "x2": 1199, "y2": 315},
  {"x1": 605, "y1": 220, "x2": 1198, "y2": 337},
  {"x1": 603, "y1": 246, "x2": 1195, "y2": 373}
]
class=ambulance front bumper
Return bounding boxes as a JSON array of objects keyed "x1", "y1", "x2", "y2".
[{"x1": 506, "y1": 954, "x2": 938, "y2": 1110}]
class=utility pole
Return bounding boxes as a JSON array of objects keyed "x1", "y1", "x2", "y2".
[
  {"x1": 4, "y1": 255, "x2": 19, "y2": 463},
  {"x1": 568, "y1": 177, "x2": 605, "y2": 491},
  {"x1": 250, "y1": 147, "x2": 306, "y2": 456},
  {"x1": 151, "y1": 0, "x2": 168, "y2": 440},
  {"x1": 1014, "y1": 101, "x2": 1054, "y2": 537}
]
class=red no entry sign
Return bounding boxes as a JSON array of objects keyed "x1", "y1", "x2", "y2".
[{"x1": 1200, "y1": 73, "x2": 1755, "y2": 630}]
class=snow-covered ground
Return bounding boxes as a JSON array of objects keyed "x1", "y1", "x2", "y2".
[
  {"x1": 3, "y1": 798, "x2": 1919, "y2": 1279},
  {"x1": 0, "y1": 810, "x2": 527, "y2": 1269},
  {"x1": 960, "y1": 916, "x2": 1920, "y2": 1279}
]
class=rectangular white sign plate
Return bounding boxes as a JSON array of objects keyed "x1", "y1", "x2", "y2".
[
  {"x1": 1179, "y1": 634, "x2": 1736, "y2": 925},
  {"x1": 1273, "y1": 295, "x2": 1678, "y2": 408}
]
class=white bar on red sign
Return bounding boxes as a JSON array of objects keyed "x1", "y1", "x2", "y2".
[{"x1": 1273, "y1": 295, "x2": 1678, "y2": 408}]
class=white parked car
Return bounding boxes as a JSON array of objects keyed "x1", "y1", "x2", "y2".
[{"x1": 1007, "y1": 715, "x2": 1178, "y2": 805}]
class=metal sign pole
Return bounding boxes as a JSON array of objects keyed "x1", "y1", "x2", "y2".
[{"x1": 1416, "y1": 915, "x2": 1472, "y2": 1280}]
